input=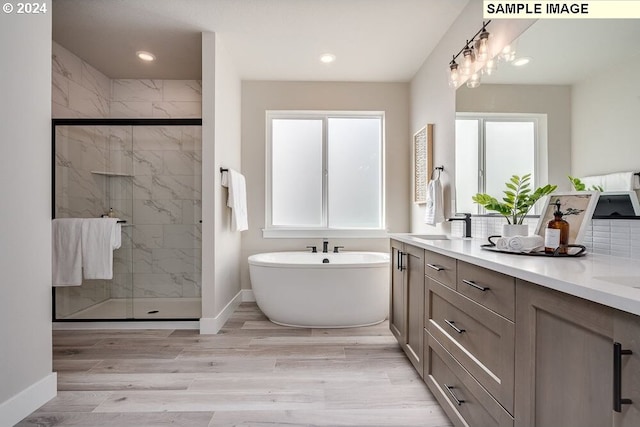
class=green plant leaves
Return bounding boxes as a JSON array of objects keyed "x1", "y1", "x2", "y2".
[{"x1": 473, "y1": 174, "x2": 558, "y2": 225}]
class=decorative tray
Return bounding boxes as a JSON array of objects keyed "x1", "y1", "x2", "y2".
[{"x1": 481, "y1": 235, "x2": 587, "y2": 257}]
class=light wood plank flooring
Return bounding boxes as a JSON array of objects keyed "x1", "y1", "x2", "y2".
[{"x1": 18, "y1": 303, "x2": 451, "y2": 427}]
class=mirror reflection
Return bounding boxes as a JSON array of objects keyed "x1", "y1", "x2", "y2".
[{"x1": 455, "y1": 20, "x2": 640, "y2": 217}]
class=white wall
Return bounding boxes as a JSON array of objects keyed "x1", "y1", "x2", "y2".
[
  {"x1": 200, "y1": 32, "x2": 243, "y2": 333},
  {"x1": 571, "y1": 55, "x2": 640, "y2": 178},
  {"x1": 456, "y1": 83, "x2": 572, "y2": 191},
  {"x1": 410, "y1": 0, "x2": 534, "y2": 233},
  {"x1": 0, "y1": 2, "x2": 57, "y2": 425},
  {"x1": 240, "y1": 81, "x2": 410, "y2": 290}
]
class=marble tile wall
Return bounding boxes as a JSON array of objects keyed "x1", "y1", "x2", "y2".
[
  {"x1": 111, "y1": 79, "x2": 202, "y2": 118},
  {"x1": 52, "y1": 42, "x2": 110, "y2": 118},
  {"x1": 52, "y1": 43, "x2": 203, "y2": 316}
]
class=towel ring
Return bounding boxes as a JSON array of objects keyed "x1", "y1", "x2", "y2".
[{"x1": 431, "y1": 166, "x2": 444, "y2": 180}]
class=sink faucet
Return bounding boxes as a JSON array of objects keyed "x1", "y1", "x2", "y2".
[
  {"x1": 322, "y1": 239, "x2": 329, "y2": 253},
  {"x1": 447, "y1": 213, "x2": 472, "y2": 238}
]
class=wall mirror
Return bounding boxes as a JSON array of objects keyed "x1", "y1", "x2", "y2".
[{"x1": 454, "y1": 19, "x2": 640, "y2": 217}]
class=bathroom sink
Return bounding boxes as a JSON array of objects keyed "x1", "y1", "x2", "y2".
[
  {"x1": 593, "y1": 276, "x2": 640, "y2": 288},
  {"x1": 409, "y1": 234, "x2": 449, "y2": 240}
]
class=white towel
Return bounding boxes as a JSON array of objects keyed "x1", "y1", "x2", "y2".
[
  {"x1": 81, "y1": 218, "x2": 120, "y2": 280},
  {"x1": 224, "y1": 169, "x2": 248, "y2": 231},
  {"x1": 424, "y1": 177, "x2": 445, "y2": 225},
  {"x1": 508, "y1": 235, "x2": 544, "y2": 253},
  {"x1": 582, "y1": 172, "x2": 639, "y2": 191},
  {"x1": 52, "y1": 218, "x2": 84, "y2": 286},
  {"x1": 496, "y1": 237, "x2": 510, "y2": 251}
]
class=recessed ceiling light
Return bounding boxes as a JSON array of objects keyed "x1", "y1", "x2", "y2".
[
  {"x1": 512, "y1": 57, "x2": 531, "y2": 67},
  {"x1": 136, "y1": 51, "x2": 156, "y2": 62},
  {"x1": 320, "y1": 53, "x2": 336, "y2": 64}
]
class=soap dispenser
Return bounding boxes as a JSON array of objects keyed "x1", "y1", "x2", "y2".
[
  {"x1": 544, "y1": 201, "x2": 569, "y2": 254},
  {"x1": 107, "y1": 207, "x2": 116, "y2": 218}
]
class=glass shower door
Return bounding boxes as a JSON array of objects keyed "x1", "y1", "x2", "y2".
[{"x1": 53, "y1": 120, "x2": 201, "y2": 320}]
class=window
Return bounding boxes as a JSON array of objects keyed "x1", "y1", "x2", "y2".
[
  {"x1": 265, "y1": 111, "x2": 384, "y2": 237},
  {"x1": 455, "y1": 114, "x2": 546, "y2": 214}
]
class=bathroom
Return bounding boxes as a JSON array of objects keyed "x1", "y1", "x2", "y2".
[{"x1": 3, "y1": 0, "x2": 640, "y2": 426}]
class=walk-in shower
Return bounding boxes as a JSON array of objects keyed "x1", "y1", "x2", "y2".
[{"x1": 52, "y1": 118, "x2": 202, "y2": 320}]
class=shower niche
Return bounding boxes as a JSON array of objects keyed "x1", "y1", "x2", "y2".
[{"x1": 53, "y1": 119, "x2": 202, "y2": 320}]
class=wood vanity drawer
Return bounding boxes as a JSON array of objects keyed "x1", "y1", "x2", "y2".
[
  {"x1": 427, "y1": 279, "x2": 515, "y2": 413},
  {"x1": 457, "y1": 261, "x2": 515, "y2": 321},
  {"x1": 425, "y1": 331, "x2": 514, "y2": 427},
  {"x1": 424, "y1": 250, "x2": 456, "y2": 289}
]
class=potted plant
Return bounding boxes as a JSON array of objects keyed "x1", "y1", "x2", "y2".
[
  {"x1": 568, "y1": 175, "x2": 603, "y2": 192},
  {"x1": 472, "y1": 174, "x2": 557, "y2": 237}
]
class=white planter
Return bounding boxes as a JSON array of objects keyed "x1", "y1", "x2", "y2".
[{"x1": 502, "y1": 223, "x2": 529, "y2": 237}]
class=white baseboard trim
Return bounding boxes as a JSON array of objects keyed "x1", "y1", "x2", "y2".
[
  {"x1": 0, "y1": 372, "x2": 57, "y2": 427},
  {"x1": 242, "y1": 289, "x2": 255, "y2": 302},
  {"x1": 53, "y1": 321, "x2": 199, "y2": 330},
  {"x1": 200, "y1": 290, "x2": 243, "y2": 334}
]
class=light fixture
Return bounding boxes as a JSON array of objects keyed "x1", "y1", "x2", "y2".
[
  {"x1": 320, "y1": 53, "x2": 336, "y2": 64},
  {"x1": 466, "y1": 72, "x2": 481, "y2": 89},
  {"x1": 136, "y1": 51, "x2": 156, "y2": 62},
  {"x1": 512, "y1": 57, "x2": 531, "y2": 67},
  {"x1": 448, "y1": 20, "x2": 492, "y2": 89},
  {"x1": 474, "y1": 24, "x2": 491, "y2": 63},
  {"x1": 482, "y1": 58, "x2": 498, "y2": 76},
  {"x1": 499, "y1": 42, "x2": 517, "y2": 63},
  {"x1": 448, "y1": 59, "x2": 460, "y2": 88},
  {"x1": 460, "y1": 43, "x2": 476, "y2": 76}
]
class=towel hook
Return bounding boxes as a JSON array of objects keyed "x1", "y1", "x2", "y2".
[
  {"x1": 220, "y1": 167, "x2": 228, "y2": 174},
  {"x1": 431, "y1": 166, "x2": 444, "y2": 180}
]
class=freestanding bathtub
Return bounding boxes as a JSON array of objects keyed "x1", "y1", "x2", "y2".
[{"x1": 248, "y1": 251, "x2": 390, "y2": 328}]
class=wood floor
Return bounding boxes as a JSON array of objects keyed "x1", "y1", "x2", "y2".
[{"x1": 18, "y1": 303, "x2": 451, "y2": 427}]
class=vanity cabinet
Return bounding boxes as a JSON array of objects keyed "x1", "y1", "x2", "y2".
[
  {"x1": 389, "y1": 240, "x2": 425, "y2": 374},
  {"x1": 515, "y1": 279, "x2": 640, "y2": 427},
  {"x1": 390, "y1": 237, "x2": 640, "y2": 427},
  {"x1": 424, "y1": 253, "x2": 515, "y2": 426}
]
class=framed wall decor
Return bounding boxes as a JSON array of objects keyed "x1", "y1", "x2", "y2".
[
  {"x1": 534, "y1": 191, "x2": 600, "y2": 245},
  {"x1": 413, "y1": 123, "x2": 433, "y2": 204}
]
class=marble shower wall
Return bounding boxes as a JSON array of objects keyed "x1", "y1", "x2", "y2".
[
  {"x1": 113, "y1": 125, "x2": 202, "y2": 300},
  {"x1": 53, "y1": 42, "x2": 203, "y2": 316}
]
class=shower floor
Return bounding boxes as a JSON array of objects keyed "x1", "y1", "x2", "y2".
[{"x1": 62, "y1": 297, "x2": 201, "y2": 320}]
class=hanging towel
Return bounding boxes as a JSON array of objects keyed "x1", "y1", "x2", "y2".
[
  {"x1": 52, "y1": 218, "x2": 84, "y2": 286},
  {"x1": 223, "y1": 169, "x2": 248, "y2": 231},
  {"x1": 424, "y1": 177, "x2": 445, "y2": 225},
  {"x1": 81, "y1": 218, "x2": 121, "y2": 280},
  {"x1": 582, "y1": 172, "x2": 640, "y2": 191}
]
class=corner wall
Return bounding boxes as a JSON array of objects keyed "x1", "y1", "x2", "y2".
[
  {"x1": 0, "y1": 2, "x2": 57, "y2": 424},
  {"x1": 409, "y1": 0, "x2": 534, "y2": 233},
  {"x1": 240, "y1": 81, "x2": 410, "y2": 290},
  {"x1": 200, "y1": 32, "x2": 243, "y2": 333}
]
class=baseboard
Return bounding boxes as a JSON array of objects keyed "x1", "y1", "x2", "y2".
[
  {"x1": 0, "y1": 372, "x2": 57, "y2": 427},
  {"x1": 199, "y1": 290, "x2": 243, "y2": 334},
  {"x1": 53, "y1": 321, "x2": 200, "y2": 330},
  {"x1": 241, "y1": 289, "x2": 255, "y2": 302}
]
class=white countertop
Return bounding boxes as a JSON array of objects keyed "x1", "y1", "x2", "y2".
[{"x1": 390, "y1": 233, "x2": 640, "y2": 317}]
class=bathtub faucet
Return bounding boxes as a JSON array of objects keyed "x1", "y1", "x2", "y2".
[
  {"x1": 306, "y1": 245, "x2": 317, "y2": 253},
  {"x1": 322, "y1": 239, "x2": 329, "y2": 253}
]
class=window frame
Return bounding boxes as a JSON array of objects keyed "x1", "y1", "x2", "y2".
[
  {"x1": 264, "y1": 110, "x2": 386, "y2": 238},
  {"x1": 455, "y1": 112, "x2": 547, "y2": 215}
]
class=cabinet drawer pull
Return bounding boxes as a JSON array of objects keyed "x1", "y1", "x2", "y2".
[
  {"x1": 426, "y1": 263, "x2": 444, "y2": 271},
  {"x1": 444, "y1": 384, "x2": 465, "y2": 406},
  {"x1": 462, "y1": 279, "x2": 490, "y2": 292},
  {"x1": 444, "y1": 319, "x2": 465, "y2": 334},
  {"x1": 613, "y1": 342, "x2": 633, "y2": 412}
]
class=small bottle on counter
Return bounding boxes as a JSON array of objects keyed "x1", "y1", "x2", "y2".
[
  {"x1": 107, "y1": 207, "x2": 116, "y2": 218},
  {"x1": 544, "y1": 201, "x2": 569, "y2": 254}
]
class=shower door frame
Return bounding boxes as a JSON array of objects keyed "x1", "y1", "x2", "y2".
[{"x1": 51, "y1": 118, "x2": 203, "y2": 322}]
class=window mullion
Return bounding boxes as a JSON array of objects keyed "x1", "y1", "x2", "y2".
[{"x1": 322, "y1": 116, "x2": 329, "y2": 228}]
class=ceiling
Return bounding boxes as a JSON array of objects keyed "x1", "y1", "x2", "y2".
[
  {"x1": 52, "y1": 0, "x2": 469, "y2": 81},
  {"x1": 483, "y1": 19, "x2": 640, "y2": 85}
]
